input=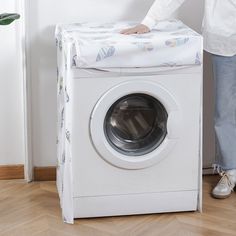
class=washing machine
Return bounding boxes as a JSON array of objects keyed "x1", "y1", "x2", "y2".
[{"x1": 55, "y1": 20, "x2": 203, "y2": 224}]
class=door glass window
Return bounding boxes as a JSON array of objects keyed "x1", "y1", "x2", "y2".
[{"x1": 104, "y1": 93, "x2": 168, "y2": 156}]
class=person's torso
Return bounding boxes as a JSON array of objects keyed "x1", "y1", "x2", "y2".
[
  {"x1": 202, "y1": 0, "x2": 236, "y2": 56},
  {"x1": 203, "y1": 0, "x2": 236, "y2": 36}
]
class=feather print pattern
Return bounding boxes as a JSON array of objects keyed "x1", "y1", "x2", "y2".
[
  {"x1": 96, "y1": 46, "x2": 115, "y2": 61},
  {"x1": 65, "y1": 130, "x2": 70, "y2": 143},
  {"x1": 132, "y1": 42, "x2": 154, "y2": 52},
  {"x1": 195, "y1": 52, "x2": 201, "y2": 65},
  {"x1": 61, "y1": 107, "x2": 64, "y2": 128},
  {"x1": 165, "y1": 38, "x2": 189, "y2": 47},
  {"x1": 65, "y1": 87, "x2": 69, "y2": 103}
]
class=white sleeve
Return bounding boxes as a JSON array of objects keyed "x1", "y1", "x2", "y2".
[{"x1": 141, "y1": 0, "x2": 186, "y2": 29}]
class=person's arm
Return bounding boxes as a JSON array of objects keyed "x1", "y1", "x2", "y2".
[
  {"x1": 141, "y1": 0, "x2": 186, "y2": 29},
  {"x1": 121, "y1": 0, "x2": 185, "y2": 34}
]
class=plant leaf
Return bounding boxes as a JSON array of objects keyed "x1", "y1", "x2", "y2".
[{"x1": 0, "y1": 13, "x2": 20, "y2": 25}]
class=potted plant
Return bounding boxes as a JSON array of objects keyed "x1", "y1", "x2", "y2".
[{"x1": 0, "y1": 13, "x2": 20, "y2": 25}]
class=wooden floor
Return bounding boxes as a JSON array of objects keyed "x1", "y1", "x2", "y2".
[{"x1": 1, "y1": 176, "x2": 236, "y2": 236}]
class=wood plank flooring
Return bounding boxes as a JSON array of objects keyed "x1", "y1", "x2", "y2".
[{"x1": 1, "y1": 176, "x2": 236, "y2": 236}]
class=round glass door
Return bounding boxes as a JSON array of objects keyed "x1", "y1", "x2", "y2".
[{"x1": 104, "y1": 93, "x2": 168, "y2": 156}]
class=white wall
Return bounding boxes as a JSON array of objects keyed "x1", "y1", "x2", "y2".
[
  {"x1": 0, "y1": 0, "x2": 25, "y2": 165},
  {"x1": 28, "y1": 0, "x2": 215, "y2": 168},
  {"x1": 28, "y1": 0, "x2": 154, "y2": 167}
]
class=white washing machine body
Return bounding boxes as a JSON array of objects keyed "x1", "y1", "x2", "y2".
[{"x1": 70, "y1": 65, "x2": 202, "y2": 218}]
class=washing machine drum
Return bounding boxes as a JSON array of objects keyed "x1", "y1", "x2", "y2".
[
  {"x1": 104, "y1": 93, "x2": 168, "y2": 156},
  {"x1": 90, "y1": 81, "x2": 180, "y2": 169}
]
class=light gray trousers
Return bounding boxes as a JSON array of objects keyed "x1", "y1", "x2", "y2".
[{"x1": 212, "y1": 54, "x2": 236, "y2": 171}]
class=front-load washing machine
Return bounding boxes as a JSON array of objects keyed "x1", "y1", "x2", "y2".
[{"x1": 56, "y1": 20, "x2": 203, "y2": 224}]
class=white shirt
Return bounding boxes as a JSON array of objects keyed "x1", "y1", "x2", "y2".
[{"x1": 142, "y1": 0, "x2": 236, "y2": 56}]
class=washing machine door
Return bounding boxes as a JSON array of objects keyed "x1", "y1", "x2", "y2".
[{"x1": 90, "y1": 81, "x2": 181, "y2": 169}]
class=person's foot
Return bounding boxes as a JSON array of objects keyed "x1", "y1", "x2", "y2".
[{"x1": 212, "y1": 169, "x2": 236, "y2": 199}]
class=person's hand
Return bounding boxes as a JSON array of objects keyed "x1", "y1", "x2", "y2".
[{"x1": 120, "y1": 24, "x2": 150, "y2": 35}]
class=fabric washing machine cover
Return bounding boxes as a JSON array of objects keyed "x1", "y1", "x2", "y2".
[{"x1": 55, "y1": 20, "x2": 203, "y2": 224}]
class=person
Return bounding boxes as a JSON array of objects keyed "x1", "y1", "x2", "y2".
[{"x1": 121, "y1": 0, "x2": 236, "y2": 199}]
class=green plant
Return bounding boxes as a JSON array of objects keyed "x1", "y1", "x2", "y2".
[{"x1": 0, "y1": 13, "x2": 20, "y2": 25}]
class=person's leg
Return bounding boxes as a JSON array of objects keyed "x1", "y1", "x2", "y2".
[
  {"x1": 211, "y1": 54, "x2": 236, "y2": 198},
  {"x1": 213, "y1": 54, "x2": 236, "y2": 170}
]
